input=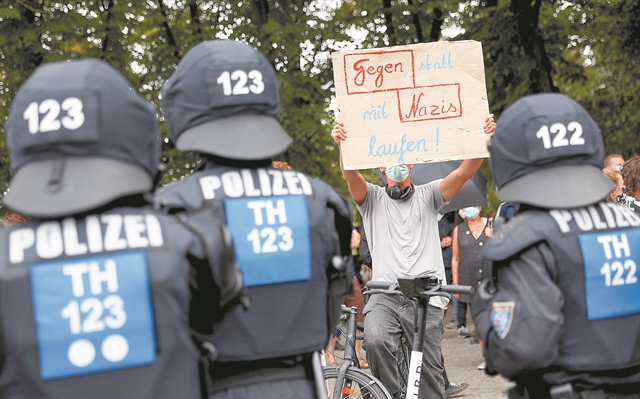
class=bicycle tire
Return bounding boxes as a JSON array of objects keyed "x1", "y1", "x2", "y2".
[{"x1": 323, "y1": 366, "x2": 394, "y2": 399}]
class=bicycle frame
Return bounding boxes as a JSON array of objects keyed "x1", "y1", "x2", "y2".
[
  {"x1": 324, "y1": 305, "x2": 393, "y2": 399},
  {"x1": 366, "y1": 277, "x2": 474, "y2": 399},
  {"x1": 332, "y1": 306, "x2": 360, "y2": 399}
]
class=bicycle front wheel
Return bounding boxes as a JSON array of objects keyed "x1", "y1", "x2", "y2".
[{"x1": 323, "y1": 366, "x2": 393, "y2": 399}]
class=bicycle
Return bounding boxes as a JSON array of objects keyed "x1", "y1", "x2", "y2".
[
  {"x1": 323, "y1": 305, "x2": 394, "y2": 399},
  {"x1": 363, "y1": 277, "x2": 474, "y2": 399}
]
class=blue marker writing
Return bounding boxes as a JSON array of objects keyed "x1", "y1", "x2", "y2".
[
  {"x1": 368, "y1": 133, "x2": 428, "y2": 164},
  {"x1": 418, "y1": 52, "x2": 454, "y2": 71},
  {"x1": 363, "y1": 101, "x2": 388, "y2": 121}
]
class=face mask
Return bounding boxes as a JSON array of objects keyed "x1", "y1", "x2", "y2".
[
  {"x1": 463, "y1": 207, "x2": 480, "y2": 219},
  {"x1": 385, "y1": 165, "x2": 409, "y2": 183},
  {"x1": 458, "y1": 209, "x2": 466, "y2": 219}
]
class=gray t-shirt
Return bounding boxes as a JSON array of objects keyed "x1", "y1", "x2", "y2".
[{"x1": 357, "y1": 180, "x2": 449, "y2": 309}]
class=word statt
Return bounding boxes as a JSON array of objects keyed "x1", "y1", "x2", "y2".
[{"x1": 332, "y1": 41, "x2": 490, "y2": 170}]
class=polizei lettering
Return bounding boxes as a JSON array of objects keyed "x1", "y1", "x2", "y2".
[
  {"x1": 199, "y1": 168, "x2": 313, "y2": 200},
  {"x1": 10, "y1": 214, "x2": 163, "y2": 263},
  {"x1": 550, "y1": 203, "x2": 640, "y2": 233}
]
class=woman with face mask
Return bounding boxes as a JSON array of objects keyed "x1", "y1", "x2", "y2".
[{"x1": 451, "y1": 206, "x2": 492, "y2": 370}]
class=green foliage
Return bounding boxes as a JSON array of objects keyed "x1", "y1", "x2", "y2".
[{"x1": 1, "y1": 0, "x2": 639, "y2": 217}]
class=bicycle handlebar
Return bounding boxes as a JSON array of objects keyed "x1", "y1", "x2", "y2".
[
  {"x1": 365, "y1": 279, "x2": 475, "y2": 297},
  {"x1": 439, "y1": 285, "x2": 474, "y2": 295},
  {"x1": 365, "y1": 281, "x2": 395, "y2": 290}
]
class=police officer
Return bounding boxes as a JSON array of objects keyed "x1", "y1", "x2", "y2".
[
  {"x1": 472, "y1": 93, "x2": 640, "y2": 399},
  {"x1": 155, "y1": 40, "x2": 353, "y2": 399},
  {"x1": 0, "y1": 59, "x2": 245, "y2": 398}
]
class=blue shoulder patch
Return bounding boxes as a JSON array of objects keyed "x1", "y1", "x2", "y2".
[{"x1": 491, "y1": 301, "x2": 516, "y2": 339}]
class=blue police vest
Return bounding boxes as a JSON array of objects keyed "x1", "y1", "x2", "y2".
[{"x1": 0, "y1": 207, "x2": 220, "y2": 398}]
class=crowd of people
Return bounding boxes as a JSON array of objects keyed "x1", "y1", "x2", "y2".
[{"x1": 0, "y1": 38, "x2": 638, "y2": 399}]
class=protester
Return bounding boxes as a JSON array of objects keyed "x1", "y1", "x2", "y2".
[
  {"x1": 451, "y1": 206, "x2": 492, "y2": 370},
  {"x1": 620, "y1": 156, "x2": 640, "y2": 212},
  {"x1": 473, "y1": 93, "x2": 640, "y2": 398},
  {"x1": 331, "y1": 115, "x2": 495, "y2": 399},
  {"x1": 357, "y1": 222, "x2": 470, "y2": 397},
  {"x1": 0, "y1": 59, "x2": 245, "y2": 398},
  {"x1": 604, "y1": 153, "x2": 625, "y2": 171},
  {"x1": 155, "y1": 40, "x2": 353, "y2": 399}
]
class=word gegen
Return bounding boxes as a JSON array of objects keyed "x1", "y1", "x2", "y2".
[
  {"x1": 344, "y1": 50, "x2": 414, "y2": 94},
  {"x1": 353, "y1": 59, "x2": 404, "y2": 89}
]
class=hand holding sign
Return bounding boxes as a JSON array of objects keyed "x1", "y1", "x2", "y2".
[{"x1": 332, "y1": 41, "x2": 491, "y2": 170}]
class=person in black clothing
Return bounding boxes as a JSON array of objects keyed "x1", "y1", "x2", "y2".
[
  {"x1": 473, "y1": 93, "x2": 640, "y2": 399},
  {"x1": 0, "y1": 59, "x2": 245, "y2": 398},
  {"x1": 155, "y1": 40, "x2": 353, "y2": 399}
]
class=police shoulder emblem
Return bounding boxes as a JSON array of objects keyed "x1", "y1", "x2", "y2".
[{"x1": 491, "y1": 301, "x2": 516, "y2": 339}]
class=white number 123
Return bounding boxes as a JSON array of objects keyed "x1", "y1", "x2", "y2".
[{"x1": 217, "y1": 70, "x2": 265, "y2": 96}]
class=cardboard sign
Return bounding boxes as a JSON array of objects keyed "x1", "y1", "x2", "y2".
[{"x1": 332, "y1": 41, "x2": 490, "y2": 170}]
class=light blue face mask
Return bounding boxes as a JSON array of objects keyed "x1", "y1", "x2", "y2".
[
  {"x1": 386, "y1": 165, "x2": 409, "y2": 183},
  {"x1": 463, "y1": 207, "x2": 480, "y2": 219}
]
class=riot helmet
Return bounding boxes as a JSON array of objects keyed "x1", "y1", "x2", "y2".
[
  {"x1": 161, "y1": 40, "x2": 292, "y2": 161},
  {"x1": 487, "y1": 93, "x2": 613, "y2": 208},
  {"x1": 4, "y1": 59, "x2": 160, "y2": 218}
]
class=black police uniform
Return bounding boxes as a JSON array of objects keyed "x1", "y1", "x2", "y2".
[
  {"x1": 0, "y1": 206, "x2": 241, "y2": 398},
  {"x1": 0, "y1": 59, "x2": 244, "y2": 398},
  {"x1": 473, "y1": 203, "x2": 640, "y2": 397},
  {"x1": 472, "y1": 93, "x2": 640, "y2": 399},
  {"x1": 156, "y1": 40, "x2": 353, "y2": 398},
  {"x1": 155, "y1": 163, "x2": 353, "y2": 394}
]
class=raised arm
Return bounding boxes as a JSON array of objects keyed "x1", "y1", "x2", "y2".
[
  {"x1": 440, "y1": 115, "x2": 495, "y2": 202},
  {"x1": 332, "y1": 121, "x2": 368, "y2": 205}
]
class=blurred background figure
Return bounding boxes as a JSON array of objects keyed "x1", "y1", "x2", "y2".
[
  {"x1": 604, "y1": 154, "x2": 625, "y2": 172},
  {"x1": 2, "y1": 213, "x2": 25, "y2": 227},
  {"x1": 451, "y1": 206, "x2": 492, "y2": 370},
  {"x1": 602, "y1": 168, "x2": 625, "y2": 203},
  {"x1": 620, "y1": 156, "x2": 640, "y2": 212}
]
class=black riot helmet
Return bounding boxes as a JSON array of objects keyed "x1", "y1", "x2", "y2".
[
  {"x1": 161, "y1": 40, "x2": 292, "y2": 161},
  {"x1": 487, "y1": 93, "x2": 613, "y2": 209},
  {"x1": 4, "y1": 59, "x2": 160, "y2": 218}
]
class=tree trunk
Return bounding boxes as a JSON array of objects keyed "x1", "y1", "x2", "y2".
[
  {"x1": 407, "y1": 0, "x2": 424, "y2": 43},
  {"x1": 383, "y1": 0, "x2": 397, "y2": 45},
  {"x1": 189, "y1": 0, "x2": 203, "y2": 41},
  {"x1": 157, "y1": 0, "x2": 182, "y2": 60},
  {"x1": 429, "y1": 8, "x2": 443, "y2": 42},
  {"x1": 510, "y1": 0, "x2": 558, "y2": 93}
]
